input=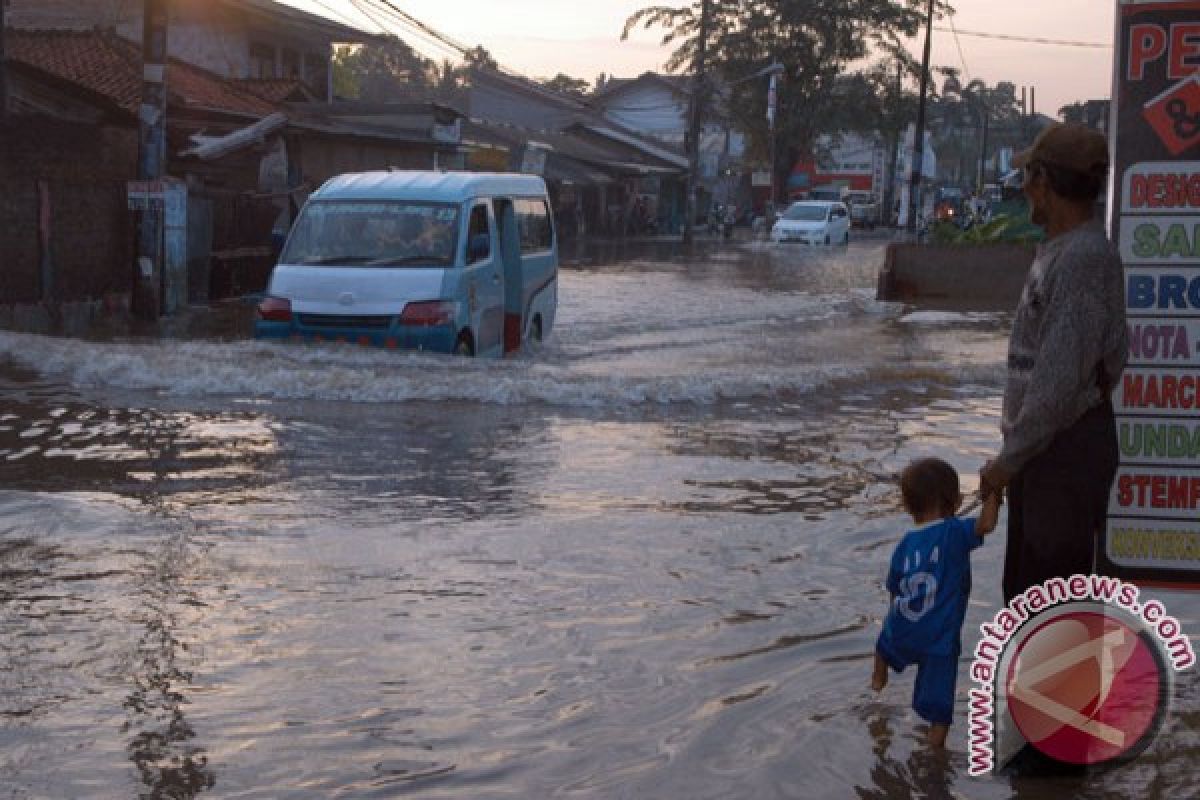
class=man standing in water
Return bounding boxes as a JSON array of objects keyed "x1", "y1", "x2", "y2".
[{"x1": 980, "y1": 124, "x2": 1128, "y2": 603}]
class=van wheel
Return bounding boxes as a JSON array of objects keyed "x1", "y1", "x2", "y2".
[
  {"x1": 453, "y1": 333, "x2": 474, "y2": 357},
  {"x1": 824, "y1": 234, "x2": 831, "y2": 245},
  {"x1": 529, "y1": 316, "x2": 543, "y2": 344},
  {"x1": 843, "y1": 232, "x2": 850, "y2": 245}
]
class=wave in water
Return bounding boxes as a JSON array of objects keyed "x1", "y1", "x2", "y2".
[{"x1": 0, "y1": 323, "x2": 1004, "y2": 409}]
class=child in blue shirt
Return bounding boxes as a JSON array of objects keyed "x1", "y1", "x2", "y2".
[{"x1": 871, "y1": 458, "x2": 1001, "y2": 748}]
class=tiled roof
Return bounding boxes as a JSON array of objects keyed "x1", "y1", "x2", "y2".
[
  {"x1": 236, "y1": 79, "x2": 319, "y2": 104},
  {"x1": 7, "y1": 28, "x2": 278, "y2": 117}
]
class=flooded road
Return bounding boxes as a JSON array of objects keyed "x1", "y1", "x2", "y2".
[{"x1": 1, "y1": 239, "x2": 1196, "y2": 799}]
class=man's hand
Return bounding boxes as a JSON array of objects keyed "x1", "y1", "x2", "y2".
[{"x1": 980, "y1": 459, "x2": 1011, "y2": 498}]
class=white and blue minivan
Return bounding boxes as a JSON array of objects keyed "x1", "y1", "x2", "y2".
[{"x1": 255, "y1": 171, "x2": 558, "y2": 357}]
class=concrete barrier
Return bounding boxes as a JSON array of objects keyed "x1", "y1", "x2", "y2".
[{"x1": 876, "y1": 242, "x2": 1036, "y2": 310}]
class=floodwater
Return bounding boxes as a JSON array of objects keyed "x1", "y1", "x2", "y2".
[{"x1": 0, "y1": 238, "x2": 1196, "y2": 799}]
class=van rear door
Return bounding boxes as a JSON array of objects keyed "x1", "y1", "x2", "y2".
[{"x1": 464, "y1": 201, "x2": 505, "y2": 356}]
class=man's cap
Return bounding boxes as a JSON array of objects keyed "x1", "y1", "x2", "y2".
[{"x1": 1012, "y1": 123, "x2": 1110, "y2": 176}]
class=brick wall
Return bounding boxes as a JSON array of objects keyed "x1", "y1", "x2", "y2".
[{"x1": 0, "y1": 119, "x2": 139, "y2": 304}]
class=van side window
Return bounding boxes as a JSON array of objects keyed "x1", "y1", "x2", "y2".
[
  {"x1": 516, "y1": 199, "x2": 554, "y2": 254},
  {"x1": 467, "y1": 203, "x2": 491, "y2": 264}
]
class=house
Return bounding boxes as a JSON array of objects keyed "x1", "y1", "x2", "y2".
[
  {"x1": 2, "y1": 26, "x2": 281, "y2": 316},
  {"x1": 2, "y1": 26, "x2": 467, "y2": 316},
  {"x1": 5, "y1": 0, "x2": 371, "y2": 101},
  {"x1": 463, "y1": 68, "x2": 691, "y2": 236},
  {"x1": 591, "y1": 72, "x2": 747, "y2": 207}
]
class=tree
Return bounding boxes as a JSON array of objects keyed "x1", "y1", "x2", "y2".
[
  {"x1": 622, "y1": 0, "x2": 955, "y2": 199},
  {"x1": 331, "y1": 35, "x2": 436, "y2": 102},
  {"x1": 541, "y1": 73, "x2": 591, "y2": 99},
  {"x1": 932, "y1": 72, "x2": 1026, "y2": 187},
  {"x1": 463, "y1": 45, "x2": 499, "y2": 70}
]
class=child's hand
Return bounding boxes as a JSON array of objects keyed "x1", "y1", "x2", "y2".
[{"x1": 977, "y1": 487, "x2": 1003, "y2": 535}]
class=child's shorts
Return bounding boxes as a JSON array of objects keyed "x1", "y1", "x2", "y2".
[{"x1": 876, "y1": 638, "x2": 958, "y2": 726}]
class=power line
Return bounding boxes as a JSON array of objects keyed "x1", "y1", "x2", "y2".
[
  {"x1": 947, "y1": 14, "x2": 971, "y2": 82},
  {"x1": 934, "y1": 27, "x2": 1110, "y2": 49},
  {"x1": 304, "y1": 0, "x2": 371, "y2": 32},
  {"x1": 353, "y1": 0, "x2": 466, "y2": 61},
  {"x1": 373, "y1": 0, "x2": 471, "y2": 57}
]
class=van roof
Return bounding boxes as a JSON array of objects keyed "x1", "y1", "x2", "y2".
[{"x1": 313, "y1": 171, "x2": 549, "y2": 203}]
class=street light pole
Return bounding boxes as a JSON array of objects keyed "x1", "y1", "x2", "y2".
[
  {"x1": 767, "y1": 68, "x2": 779, "y2": 219},
  {"x1": 683, "y1": 0, "x2": 712, "y2": 246},
  {"x1": 979, "y1": 102, "x2": 990, "y2": 193}
]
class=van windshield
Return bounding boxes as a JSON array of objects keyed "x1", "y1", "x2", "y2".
[
  {"x1": 784, "y1": 204, "x2": 829, "y2": 222},
  {"x1": 282, "y1": 201, "x2": 460, "y2": 267}
]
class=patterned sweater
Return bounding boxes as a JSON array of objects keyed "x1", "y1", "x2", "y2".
[{"x1": 997, "y1": 220, "x2": 1128, "y2": 476}]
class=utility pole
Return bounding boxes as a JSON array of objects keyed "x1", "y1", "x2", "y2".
[
  {"x1": 1, "y1": 0, "x2": 9, "y2": 120},
  {"x1": 133, "y1": 0, "x2": 170, "y2": 320},
  {"x1": 683, "y1": 0, "x2": 711, "y2": 246},
  {"x1": 905, "y1": 0, "x2": 935, "y2": 238}
]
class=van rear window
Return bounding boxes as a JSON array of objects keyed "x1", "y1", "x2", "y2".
[
  {"x1": 281, "y1": 201, "x2": 460, "y2": 267},
  {"x1": 516, "y1": 199, "x2": 554, "y2": 253}
]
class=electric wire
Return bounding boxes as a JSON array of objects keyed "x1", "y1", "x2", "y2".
[
  {"x1": 933, "y1": 27, "x2": 1110, "y2": 49},
  {"x1": 947, "y1": 13, "x2": 971, "y2": 82},
  {"x1": 353, "y1": 0, "x2": 466, "y2": 61}
]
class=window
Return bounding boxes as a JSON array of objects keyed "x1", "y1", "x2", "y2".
[
  {"x1": 467, "y1": 204, "x2": 491, "y2": 264},
  {"x1": 516, "y1": 199, "x2": 553, "y2": 253},
  {"x1": 249, "y1": 42, "x2": 276, "y2": 79}
]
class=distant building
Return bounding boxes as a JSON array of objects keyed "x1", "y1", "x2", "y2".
[
  {"x1": 5, "y1": 0, "x2": 370, "y2": 101},
  {"x1": 790, "y1": 133, "x2": 887, "y2": 201}
]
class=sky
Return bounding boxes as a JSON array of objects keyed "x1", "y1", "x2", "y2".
[{"x1": 284, "y1": 0, "x2": 1117, "y2": 116}]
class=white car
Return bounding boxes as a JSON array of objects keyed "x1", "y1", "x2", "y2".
[{"x1": 771, "y1": 201, "x2": 851, "y2": 245}]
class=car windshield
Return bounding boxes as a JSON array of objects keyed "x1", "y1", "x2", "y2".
[
  {"x1": 784, "y1": 204, "x2": 829, "y2": 222},
  {"x1": 281, "y1": 201, "x2": 460, "y2": 267}
]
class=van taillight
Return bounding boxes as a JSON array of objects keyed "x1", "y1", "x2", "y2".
[
  {"x1": 400, "y1": 301, "x2": 455, "y2": 327},
  {"x1": 258, "y1": 296, "x2": 292, "y2": 322}
]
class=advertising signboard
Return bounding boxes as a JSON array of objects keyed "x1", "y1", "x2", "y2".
[{"x1": 1104, "y1": 0, "x2": 1200, "y2": 587}]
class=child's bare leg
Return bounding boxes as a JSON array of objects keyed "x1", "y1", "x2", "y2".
[
  {"x1": 871, "y1": 653, "x2": 889, "y2": 691},
  {"x1": 928, "y1": 723, "x2": 948, "y2": 748}
]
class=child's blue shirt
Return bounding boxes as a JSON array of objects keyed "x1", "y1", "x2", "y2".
[{"x1": 880, "y1": 516, "x2": 982, "y2": 659}]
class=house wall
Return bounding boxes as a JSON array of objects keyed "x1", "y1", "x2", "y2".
[
  {"x1": 597, "y1": 83, "x2": 741, "y2": 177},
  {"x1": 0, "y1": 119, "x2": 139, "y2": 306},
  {"x1": 599, "y1": 84, "x2": 687, "y2": 140}
]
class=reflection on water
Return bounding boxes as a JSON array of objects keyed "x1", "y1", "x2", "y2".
[{"x1": 0, "y1": 241, "x2": 1197, "y2": 798}]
